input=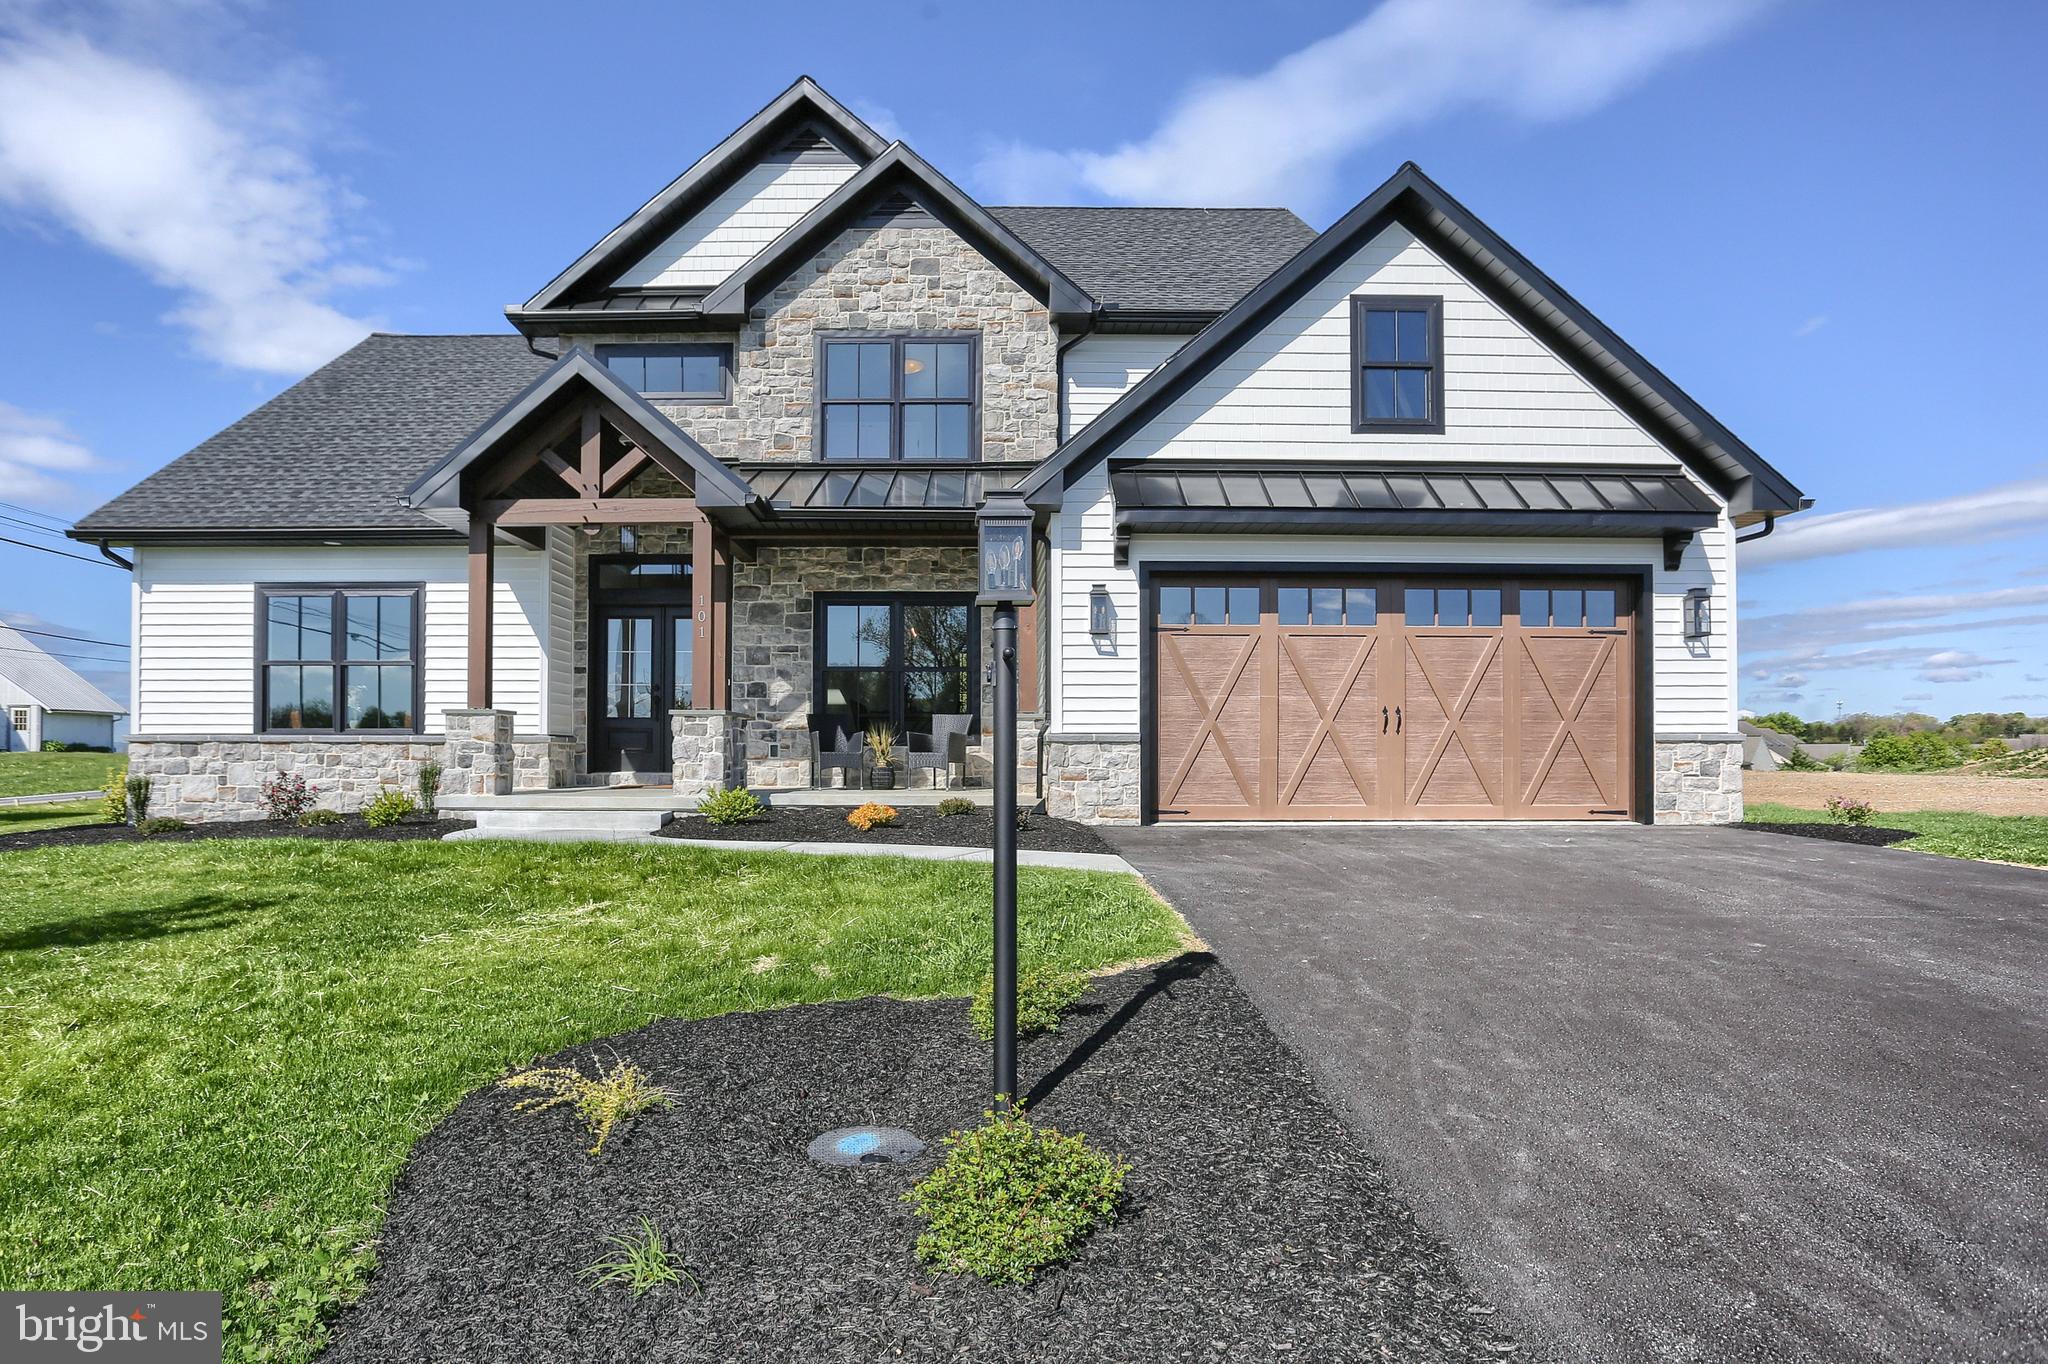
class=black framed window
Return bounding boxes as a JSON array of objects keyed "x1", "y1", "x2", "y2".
[
  {"x1": 818, "y1": 334, "x2": 978, "y2": 461},
  {"x1": 259, "y1": 586, "x2": 421, "y2": 733},
  {"x1": 815, "y1": 594, "x2": 978, "y2": 738},
  {"x1": 1350, "y1": 295, "x2": 1444, "y2": 433},
  {"x1": 597, "y1": 344, "x2": 732, "y2": 401}
]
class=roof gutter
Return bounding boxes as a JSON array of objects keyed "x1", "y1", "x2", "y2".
[{"x1": 91, "y1": 540, "x2": 133, "y2": 571}]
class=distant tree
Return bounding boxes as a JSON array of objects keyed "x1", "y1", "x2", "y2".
[{"x1": 1749, "y1": 710, "x2": 1809, "y2": 738}]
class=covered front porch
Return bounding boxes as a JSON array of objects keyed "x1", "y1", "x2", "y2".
[{"x1": 403, "y1": 348, "x2": 1040, "y2": 803}]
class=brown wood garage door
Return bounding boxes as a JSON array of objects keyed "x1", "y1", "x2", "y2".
[{"x1": 1152, "y1": 575, "x2": 1635, "y2": 821}]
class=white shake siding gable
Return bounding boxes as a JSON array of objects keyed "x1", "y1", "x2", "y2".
[
  {"x1": 614, "y1": 152, "x2": 860, "y2": 290},
  {"x1": 131, "y1": 544, "x2": 558, "y2": 737}
]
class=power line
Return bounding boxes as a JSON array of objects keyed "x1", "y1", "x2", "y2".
[
  {"x1": 0, "y1": 501, "x2": 72, "y2": 529},
  {"x1": 0, "y1": 533, "x2": 120, "y2": 568},
  {"x1": 0, "y1": 512, "x2": 77, "y2": 540},
  {"x1": 1, "y1": 624, "x2": 129, "y2": 650},
  {"x1": 0, "y1": 641, "x2": 127, "y2": 666}
]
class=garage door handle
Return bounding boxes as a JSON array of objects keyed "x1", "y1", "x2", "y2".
[
  {"x1": 1395, "y1": 706, "x2": 1402, "y2": 733},
  {"x1": 1382, "y1": 706, "x2": 1389, "y2": 733}
]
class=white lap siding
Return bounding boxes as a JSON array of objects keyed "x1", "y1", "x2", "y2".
[
  {"x1": 131, "y1": 543, "x2": 562, "y2": 737},
  {"x1": 1062, "y1": 334, "x2": 1186, "y2": 436}
]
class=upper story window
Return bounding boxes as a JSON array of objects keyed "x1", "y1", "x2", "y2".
[
  {"x1": 598, "y1": 344, "x2": 732, "y2": 402},
  {"x1": 1350, "y1": 296, "x2": 1444, "y2": 434},
  {"x1": 818, "y1": 334, "x2": 978, "y2": 461},
  {"x1": 259, "y1": 586, "x2": 420, "y2": 734}
]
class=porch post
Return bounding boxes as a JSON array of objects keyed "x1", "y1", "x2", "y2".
[
  {"x1": 467, "y1": 515, "x2": 494, "y2": 708},
  {"x1": 690, "y1": 509, "x2": 731, "y2": 711}
]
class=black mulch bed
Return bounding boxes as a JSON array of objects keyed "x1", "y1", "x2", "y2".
[
  {"x1": 658, "y1": 802, "x2": 1117, "y2": 856},
  {"x1": 1741, "y1": 821, "x2": 1920, "y2": 849},
  {"x1": 0, "y1": 814, "x2": 473, "y2": 854},
  {"x1": 323, "y1": 954, "x2": 1515, "y2": 1364}
]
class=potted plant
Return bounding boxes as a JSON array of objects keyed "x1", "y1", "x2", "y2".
[{"x1": 866, "y1": 723, "x2": 899, "y2": 789}]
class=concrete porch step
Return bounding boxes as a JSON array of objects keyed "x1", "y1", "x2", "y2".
[{"x1": 762, "y1": 786, "x2": 994, "y2": 807}]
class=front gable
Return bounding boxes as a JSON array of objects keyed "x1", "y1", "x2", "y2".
[{"x1": 1112, "y1": 218, "x2": 1677, "y2": 467}]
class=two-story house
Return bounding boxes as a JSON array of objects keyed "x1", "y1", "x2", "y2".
[{"x1": 71, "y1": 77, "x2": 1805, "y2": 826}]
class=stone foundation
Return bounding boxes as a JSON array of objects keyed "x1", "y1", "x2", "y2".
[
  {"x1": 1044, "y1": 735, "x2": 1141, "y2": 824},
  {"x1": 516, "y1": 737, "x2": 576, "y2": 792},
  {"x1": 126, "y1": 735, "x2": 444, "y2": 821},
  {"x1": 1652, "y1": 737, "x2": 1744, "y2": 825},
  {"x1": 670, "y1": 709, "x2": 739, "y2": 803}
]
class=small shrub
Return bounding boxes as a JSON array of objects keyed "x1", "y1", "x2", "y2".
[
  {"x1": 936, "y1": 796, "x2": 977, "y2": 818},
  {"x1": 1974, "y1": 737, "x2": 2011, "y2": 761},
  {"x1": 136, "y1": 816, "x2": 187, "y2": 835},
  {"x1": 1780, "y1": 746, "x2": 1824, "y2": 772},
  {"x1": 124, "y1": 775, "x2": 153, "y2": 824},
  {"x1": 99, "y1": 768, "x2": 127, "y2": 824},
  {"x1": 970, "y1": 968, "x2": 1089, "y2": 1042},
  {"x1": 1857, "y1": 732, "x2": 1961, "y2": 772},
  {"x1": 417, "y1": 761, "x2": 443, "y2": 816},
  {"x1": 361, "y1": 788, "x2": 418, "y2": 828},
  {"x1": 580, "y1": 1217, "x2": 697, "y2": 1297},
  {"x1": 847, "y1": 801, "x2": 900, "y2": 831},
  {"x1": 498, "y1": 1055, "x2": 673, "y2": 1156},
  {"x1": 261, "y1": 770, "x2": 317, "y2": 822},
  {"x1": 697, "y1": 786, "x2": 765, "y2": 826},
  {"x1": 39, "y1": 739, "x2": 65, "y2": 752},
  {"x1": 1825, "y1": 751, "x2": 1851, "y2": 771},
  {"x1": 1824, "y1": 795, "x2": 1877, "y2": 826},
  {"x1": 296, "y1": 808, "x2": 345, "y2": 827},
  {"x1": 904, "y1": 1106, "x2": 1128, "y2": 1284}
]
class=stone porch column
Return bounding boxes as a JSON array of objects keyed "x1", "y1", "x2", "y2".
[
  {"x1": 442, "y1": 708, "x2": 514, "y2": 797},
  {"x1": 671, "y1": 709, "x2": 738, "y2": 804}
]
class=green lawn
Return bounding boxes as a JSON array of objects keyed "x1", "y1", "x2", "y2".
[
  {"x1": 0, "y1": 799, "x2": 105, "y2": 835},
  {"x1": 0, "y1": 750, "x2": 124, "y2": 797},
  {"x1": 1746, "y1": 801, "x2": 2048, "y2": 867},
  {"x1": 0, "y1": 839, "x2": 1186, "y2": 1363}
]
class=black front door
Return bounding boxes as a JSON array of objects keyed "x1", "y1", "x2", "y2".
[{"x1": 590, "y1": 557, "x2": 694, "y2": 779}]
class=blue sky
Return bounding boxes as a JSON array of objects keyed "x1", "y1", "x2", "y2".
[{"x1": 1, "y1": 0, "x2": 2043, "y2": 720}]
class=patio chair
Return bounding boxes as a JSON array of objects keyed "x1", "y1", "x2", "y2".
[
  {"x1": 906, "y1": 714, "x2": 972, "y2": 789},
  {"x1": 813, "y1": 720, "x2": 865, "y2": 789}
]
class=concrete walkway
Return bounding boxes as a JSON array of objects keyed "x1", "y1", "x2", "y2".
[
  {"x1": 442, "y1": 824, "x2": 1132, "y2": 874},
  {"x1": 0, "y1": 789, "x2": 98, "y2": 807}
]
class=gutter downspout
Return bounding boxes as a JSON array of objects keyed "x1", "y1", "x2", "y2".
[
  {"x1": 93, "y1": 541, "x2": 133, "y2": 571},
  {"x1": 1734, "y1": 514, "x2": 1776, "y2": 544},
  {"x1": 1054, "y1": 309, "x2": 1099, "y2": 443}
]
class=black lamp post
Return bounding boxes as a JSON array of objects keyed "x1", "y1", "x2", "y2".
[{"x1": 977, "y1": 493, "x2": 1034, "y2": 1109}]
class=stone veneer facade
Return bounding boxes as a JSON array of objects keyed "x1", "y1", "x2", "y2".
[
  {"x1": 1650, "y1": 737, "x2": 1744, "y2": 825},
  {"x1": 1044, "y1": 737, "x2": 1142, "y2": 824}
]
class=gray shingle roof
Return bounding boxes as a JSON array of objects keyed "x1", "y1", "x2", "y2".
[
  {"x1": 0, "y1": 623, "x2": 126, "y2": 714},
  {"x1": 72, "y1": 334, "x2": 552, "y2": 535},
  {"x1": 989, "y1": 207, "x2": 1316, "y2": 312}
]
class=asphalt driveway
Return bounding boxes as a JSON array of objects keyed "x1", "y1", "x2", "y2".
[{"x1": 1103, "y1": 822, "x2": 2048, "y2": 1363}]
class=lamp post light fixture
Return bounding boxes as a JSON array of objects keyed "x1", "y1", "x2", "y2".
[
  {"x1": 976, "y1": 492, "x2": 1036, "y2": 1111},
  {"x1": 1684, "y1": 587, "x2": 1711, "y2": 640}
]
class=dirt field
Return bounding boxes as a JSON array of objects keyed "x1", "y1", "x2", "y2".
[{"x1": 1747, "y1": 770, "x2": 2048, "y2": 817}]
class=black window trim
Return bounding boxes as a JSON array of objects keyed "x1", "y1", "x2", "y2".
[
  {"x1": 255, "y1": 582, "x2": 425, "y2": 735},
  {"x1": 813, "y1": 330, "x2": 983, "y2": 463},
  {"x1": 594, "y1": 342, "x2": 734, "y2": 403},
  {"x1": 812, "y1": 591, "x2": 983, "y2": 738},
  {"x1": 1349, "y1": 294, "x2": 1446, "y2": 435}
]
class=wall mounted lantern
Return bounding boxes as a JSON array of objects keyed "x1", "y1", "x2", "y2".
[
  {"x1": 1089, "y1": 584, "x2": 1113, "y2": 637},
  {"x1": 1684, "y1": 587, "x2": 1711, "y2": 640}
]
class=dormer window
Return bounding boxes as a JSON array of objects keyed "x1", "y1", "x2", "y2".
[
  {"x1": 598, "y1": 344, "x2": 732, "y2": 402},
  {"x1": 1350, "y1": 296, "x2": 1444, "y2": 433},
  {"x1": 818, "y1": 333, "x2": 978, "y2": 460}
]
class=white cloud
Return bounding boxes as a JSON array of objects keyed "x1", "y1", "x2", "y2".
[
  {"x1": 850, "y1": 100, "x2": 904, "y2": 144},
  {"x1": 0, "y1": 401, "x2": 95, "y2": 507},
  {"x1": 0, "y1": 20, "x2": 386, "y2": 374},
  {"x1": 1744, "y1": 473, "x2": 2048, "y2": 567},
  {"x1": 1902, "y1": 692, "x2": 1934, "y2": 701},
  {"x1": 976, "y1": 0, "x2": 1773, "y2": 206},
  {"x1": 1792, "y1": 314, "x2": 1828, "y2": 338}
]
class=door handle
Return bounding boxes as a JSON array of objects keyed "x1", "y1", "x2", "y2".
[
  {"x1": 1382, "y1": 705, "x2": 1389, "y2": 733},
  {"x1": 1395, "y1": 706, "x2": 1402, "y2": 733}
]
